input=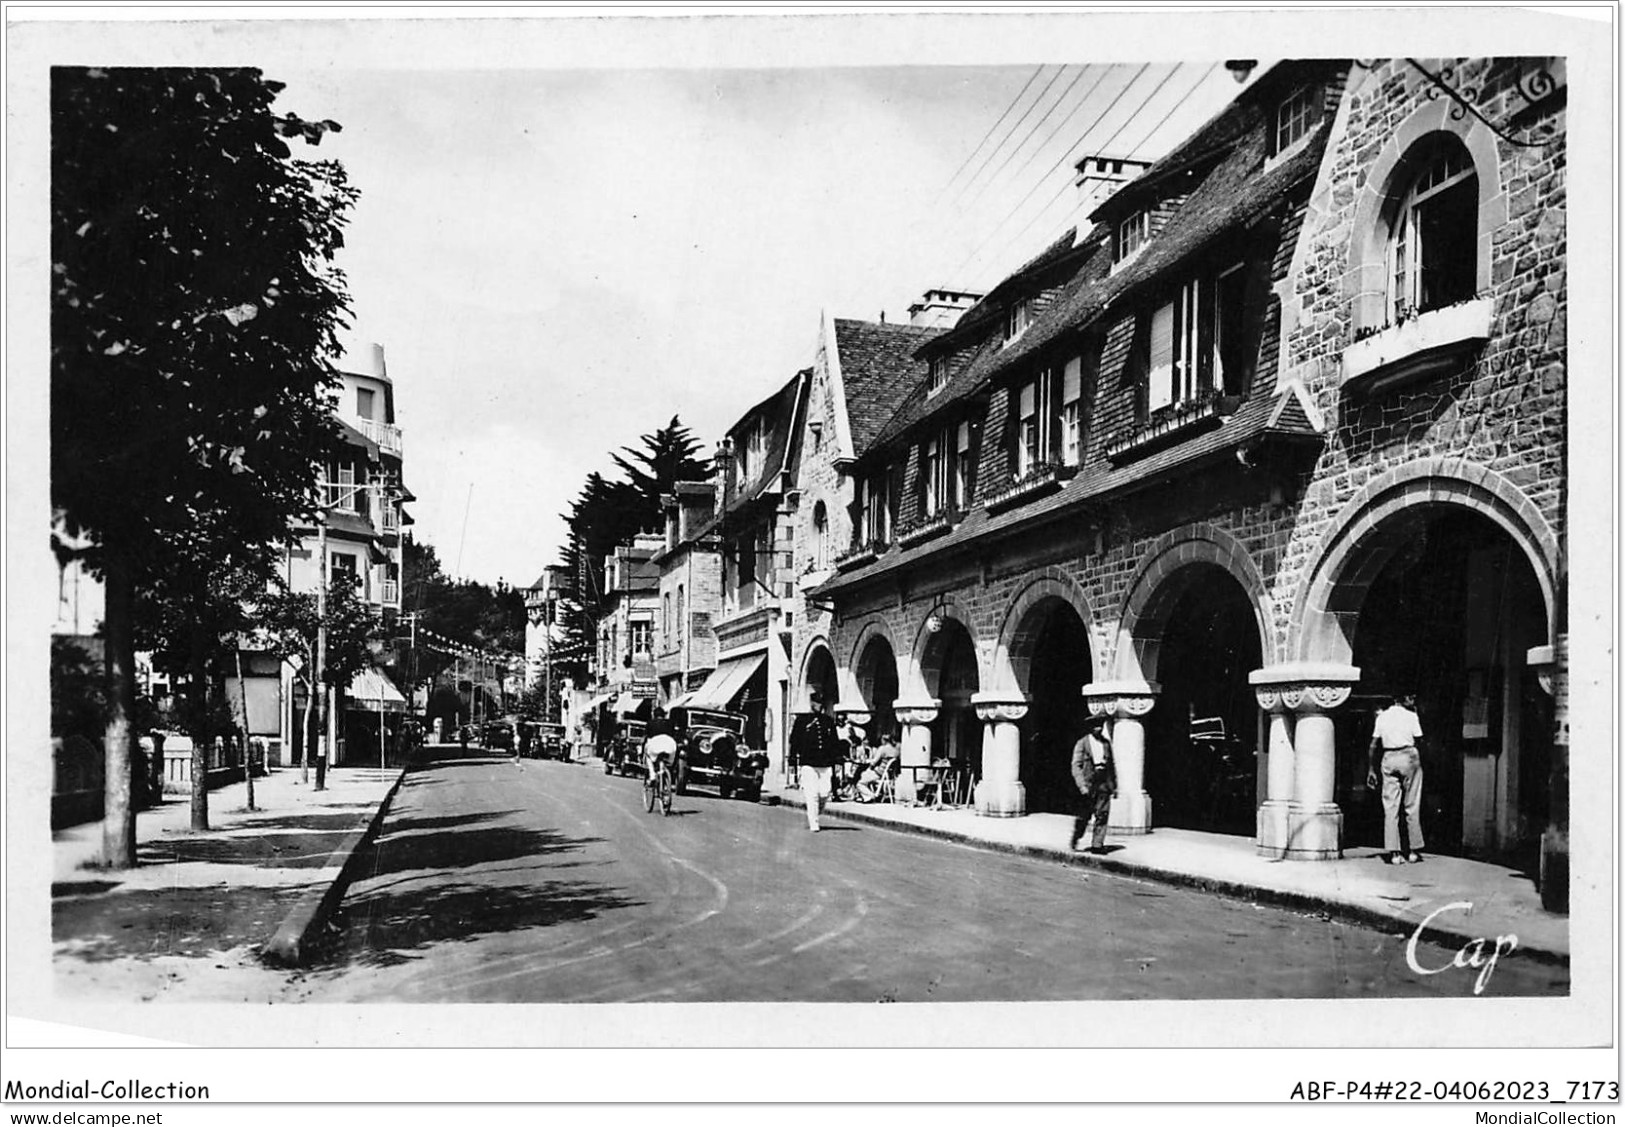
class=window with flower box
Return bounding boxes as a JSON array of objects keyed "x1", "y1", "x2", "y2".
[
  {"x1": 1389, "y1": 135, "x2": 1478, "y2": 322},
  {"x1": 1146, "y1": 263, "x2": 1249, "y2": 415}
]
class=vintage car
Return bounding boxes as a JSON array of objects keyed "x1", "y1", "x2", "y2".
[
  {"x1": 482, "y1": 719, "x2": 515, "y2": 751},
  {"x1": 668, "y1": 706, "x2": 767, "y2": 801},
  {"x1": 603, "y1": 718, "x2": 648, "y2": 777},
  {"x1": 534, "y1": 721, "x2": 570, "y2": 761}
]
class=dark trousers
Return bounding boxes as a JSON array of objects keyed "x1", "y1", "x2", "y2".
[{"x1": 1073, "y1": 767, "x2": 1113, "y2": 850}]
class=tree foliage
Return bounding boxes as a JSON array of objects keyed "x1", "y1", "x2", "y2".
[
  {"x1": 399, "y1": 534, "x2": 526, "y2": 688},
  {"x1": 51, "y1": 67, "x2": 358, "y2": 858}
]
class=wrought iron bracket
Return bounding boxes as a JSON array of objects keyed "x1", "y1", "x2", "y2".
[{"x1": 1353, "y1": 58, "x2": 1561, "y2": 148}]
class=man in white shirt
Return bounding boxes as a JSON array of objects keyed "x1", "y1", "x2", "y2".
[{"x1": 1367, "y1": 692, "x2": 1425, "y2": 864}]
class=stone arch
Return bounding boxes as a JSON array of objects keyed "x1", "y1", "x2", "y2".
[
  {"x1": 907, "y1": 594, "x2": 984, "y2": 699},
  {"x1": 1346, "y1": 96, "x2": 1506, "y2": 333},
  {"x1": 989, "y1": 567, "x2": 1099, "y2": 695},
  {"x1": 795, "y1": 635, "x2": 839, "y2": 713},
  {"x1": 1293, "y1": 458, "x2": 1561, "y2": 664},
  {"x1": 1111, "y1": 524, "x2": 1274, "y2": 681},
  {"x1": 843, "y1": 616, "x2": 901, "y2": 711}
]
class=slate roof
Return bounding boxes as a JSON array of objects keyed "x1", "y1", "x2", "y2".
[
  {"x1": 725, "y1": 370, "x2": 806, "y2": 515},
  {"x1": 832, "y1": 319, "x2": 943, "y2": 456},
  {"x1": 814, "y1": 386, "x2": 1323, "y2": 599},
  {"x1": 916, "y1": 227, "x2": 1087, "y2": 356},
  {"x1": 862, "y1": 227, "x2": 1113, "y2": 457}
]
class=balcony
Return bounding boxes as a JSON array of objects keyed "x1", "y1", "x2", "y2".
[
  {"x1": 357, "y1": 418, "x2": 404, "y2": 457},
  {"x1": 1341, "y1": 297, "x2": 1494, "y2": 397}
]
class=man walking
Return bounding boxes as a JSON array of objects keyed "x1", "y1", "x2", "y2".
[
  {"x1": 1070, "y1": 712, "x2": 1116, "y2": 854},
  {"x1": 790, "y1": 688, "x2": 841, "y2": 832},
  {"x1": 1367, "y1": 692, "x2": 1425, "y2": 864}
]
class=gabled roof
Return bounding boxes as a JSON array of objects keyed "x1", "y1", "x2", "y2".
[
  {"x1": 725, "y1": 369, "x2": 807, "y2": 515},
  {"x1": 831, "y1": 318, "x2": 943, "y2": 456}
]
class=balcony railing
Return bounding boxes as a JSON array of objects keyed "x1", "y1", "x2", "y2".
[{"x1": 357, "y1": 418, "x2": 404, "y2": 457}]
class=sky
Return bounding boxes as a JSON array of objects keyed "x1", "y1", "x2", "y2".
[{"x1": 268, "y1": 40, "x2": 1258, "y2": 589}]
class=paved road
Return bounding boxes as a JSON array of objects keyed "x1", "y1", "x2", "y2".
[{"x1": 291, "y1": 749, "x2": 1568, "y2": 1002}]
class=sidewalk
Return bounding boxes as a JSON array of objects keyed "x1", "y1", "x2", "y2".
[
  {"x1": 767, "y1": 782, "x2": 1568, "y2": 962},
  {"x1": 52, "y1": 762, "x2": 405, "y2": 1000}
]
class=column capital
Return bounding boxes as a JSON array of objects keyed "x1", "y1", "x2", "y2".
[
  {"x1": 971, "y1": 690, "x2": 1027, "y2": 724},
  {"x1": 1082, "y1": 679, "x2": 1160, "y2": 719},
  {"x1": 893, "y1": 695, "x2": 941, "y2": 726},
  {"x1": 834, "y1": 707, "x2": 872, "y2": 727},
  {"x1": 1249, "y1": 663, "x2": 1360, "y2": 714}
]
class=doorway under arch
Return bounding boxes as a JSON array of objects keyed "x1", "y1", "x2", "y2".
[
  {"x1": 854, "y1": 634, "x2": 900, "y2": 745},
  {"x1": 1140, "y1": 564, "x2": 1265, "y2": 835},
  {"x1": 921, "y1": 618, "x2": 981, "y2": 782},
  {"x1": 1007, "y1": 597, "x2": 1093, "y2": 815},
  {"x1": 1336, "y1": 506, "x2": 1551, "y2": 860}
]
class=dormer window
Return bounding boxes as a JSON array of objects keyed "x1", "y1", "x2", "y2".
[
  {"x1": 1115, "y1": 211, "x2": 1149, "y2": 263},
  {"x1": 1271, "y1": 86, "x2": 1322, "y2": 157},
  {"x1": 927, "y1": 355, "x2": 948, "y2": 396},
  {"x1": 1004, "y1": 299, "x2": 1033, "y2": 344}
]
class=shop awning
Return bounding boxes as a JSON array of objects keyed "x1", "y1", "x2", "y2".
[
  {"x1": 347, "y1": 667, "x2": 407, "y2": 712},
  {"x1": 612, "y1": 691, "x2": 644, "y2": 715},
  {"x1": 585, "y1": 691, "x2": 615, "y2": 710},
  {"x1": 684, "y1": 653, "x2": 765, "y2": 711}
]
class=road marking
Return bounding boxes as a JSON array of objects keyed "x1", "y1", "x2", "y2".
[{"x1": 791, "y1": 894, "x2": 869, "y2": 954}]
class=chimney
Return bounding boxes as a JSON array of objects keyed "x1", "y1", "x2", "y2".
[
  {"x1": 1074, "y1": 154, "x2": 1154, "y2": 233},
  {"x1": 907, "y1": 288, "x2": 985, "y2": 330}
]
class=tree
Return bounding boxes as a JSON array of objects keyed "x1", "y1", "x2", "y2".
[
  {"x1": 52, "y1": 68, "x2": 357, "y2": 865},
  {"x1": 258, "y1": 579, "x2": 385, "y2": 784},
  {"x1": 399, "y1": 533, "x2": 526, "y2": 700},
  {"x1": 609, "y1": 416, "x2": 709, "y2": 515}
]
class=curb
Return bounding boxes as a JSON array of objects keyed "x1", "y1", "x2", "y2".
[
  {"x1": 775, "y1": 791, "x2": 1569, "y2": 967},
  {"x1": 261, "y1": 767, "x2": 410, "y2": 967}
]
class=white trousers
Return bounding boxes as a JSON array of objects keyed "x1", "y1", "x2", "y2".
[{"x1": 800, "y1": 765, "x2": 832, "y2": 829}]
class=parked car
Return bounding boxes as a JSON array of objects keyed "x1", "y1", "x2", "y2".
[
  {"x1": 482, "y1": 719, "x2": 515, "y2": 751},
  {"x1": 604, "y1": 719, "x2": 647, "y2": 777},
  {"x1": 668, "y1": 706, "x2": 767, "y2": 801}
]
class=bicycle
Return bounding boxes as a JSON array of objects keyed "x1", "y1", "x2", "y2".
[{"x1": 643, "y1": 754, "x2": 674, "y2": 816}]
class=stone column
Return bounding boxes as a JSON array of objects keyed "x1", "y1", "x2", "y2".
[
  {"x1": 1081, "y1": 680, "x2": 1158, "y2": 834},
  {"x1": 1251, "y1": 682, "x2": 1296, "y2": 859},
  {"x1": 971, "y1": 691, "x2": 1027, "y2": 817},
  {"x1": 893, "y1": 697, "x2": 940, "y2": 767},
  {"x1": 1249, "y1": 663, "x2": 1359, "y2": 860}
]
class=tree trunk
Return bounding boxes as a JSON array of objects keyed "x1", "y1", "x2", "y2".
[
  {"x1": 100, "y1": 552, "x2": 137, "y2": 868},
  {"x1": 235, "y1": 645, "x2": 256, "y2": 811},
  {"x1": 189, "y1": 630, "x2": 210, "y2": 831}
]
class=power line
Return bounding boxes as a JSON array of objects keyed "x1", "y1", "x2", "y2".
[
  {"x1": 972, "y1": 64, "x2": 1114, "y2": 218},
  {"x1": 958, "y1": 61, "x2": 1220, "y2": 289},
  {"x1": 945, "y1": 64, "x2": 1073, "y2": 213},
  {"x1": 932, "y1": 63, "x2": 1047, "y2": 206},
  {"x1": 996, "y1": 61, "x2": 1222, "y2": 282},
  {"x1": 954, "y1": 65, "x2": 1093, "y2": 217},
  {"x1": 940, "y1": 62, "x2": 1158, "y2": 287}
]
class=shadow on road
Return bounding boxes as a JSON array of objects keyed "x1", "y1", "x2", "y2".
[{"x1": 331, "y1": 877, "x2": 642, "y2": 969}]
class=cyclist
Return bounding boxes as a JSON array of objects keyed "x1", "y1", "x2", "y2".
[{"x1": 643, "y1": 711, "x2": 679, "y2": 794}]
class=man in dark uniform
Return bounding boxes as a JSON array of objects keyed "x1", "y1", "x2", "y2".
[{"x1": 790, "y1": 688, "x2": 841, "y2": 832}]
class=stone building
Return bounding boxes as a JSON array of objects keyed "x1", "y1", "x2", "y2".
[
  {"x1": 790, "y1": 310, "x2": 955, "y2": 763},
  {"x1": 807, "y1": 58, "x2": 1567, "y2": 895},
  {"x1": 583, "y1": 535, "x2": 662, "y2": 742},
  {"x1": 703, "y1": 370, "x2": 810, "y2": 781},
  {"x1": 654, "y1": 479, "x2": 724, "y2": 708}
]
